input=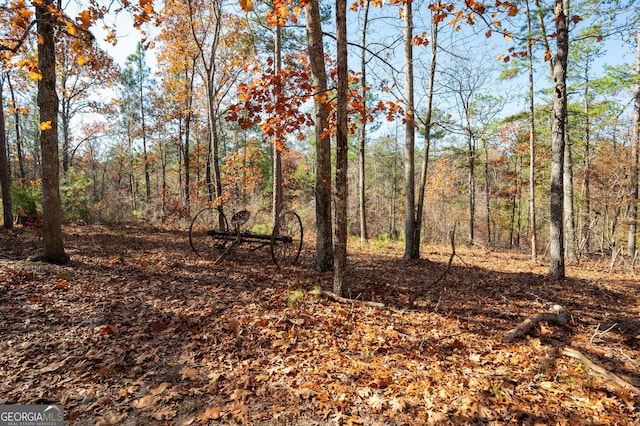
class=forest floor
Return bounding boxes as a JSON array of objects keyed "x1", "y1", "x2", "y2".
[{"x1": 1, "y1": 223, "x2": 639, "y2": 425}]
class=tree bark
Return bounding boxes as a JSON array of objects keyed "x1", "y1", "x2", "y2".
[
  {"x1": 304, "y1": 0, "x2": 334, "y2": 272},
  {"x1": 578, "y1": 52, "x2": 592, "y2": 255},
  {"x1": 0, "y1": 78, "x2": 13, "y2": 229},
  {"x1": 37, "y1": 1, "x2": 68, "y2": 264},
  {"x1": 628, "y1": 17, "x2": 640, "y2": 258},
  {"x1": 415, "y1": 12, "x2": 439, "y2": 258},
  {"x1": 7, "y1": 75, "x2": 25, "y2": 181},
  {"x1": 527, "y1": 0, "x2": 537, "y2": 262},
  {"x1": 564, "y1": 126, "x2": 576, "y2": 260},
  {"x1": 272, "y1": 22, "x2": 284, "y2": 224},
  {"x1": 549, "y1": 0, "x2": 568, "y2": 279},
  {"x1": 358, "y1": 0, "x2": 370, "y2": 244},
  {"x1": 403, "y1": 0, "x2": 418, "y2": 259},
  {"x1": 333, "y1": 0, "x2": 349, "y2": 296}
]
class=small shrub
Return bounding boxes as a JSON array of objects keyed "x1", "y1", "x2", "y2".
[
  {"x1": 11, "y1": 182, "x2": 41, "y2": 218},
  {"x1": 61, "y1": 169, "x2": 94, "y2": 223},
  {"x1": 287, "y1": 290, "x2": 305, "y2": 308}
]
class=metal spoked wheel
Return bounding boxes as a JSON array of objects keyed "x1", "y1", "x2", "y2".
[
  {"x1": 270, "y1": 211, "x2": 303, "y2": 266},
  {"x1": 189, "y1": 208, "x2": 229, "y2": 259}
]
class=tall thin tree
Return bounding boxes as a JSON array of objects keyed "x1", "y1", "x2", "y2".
[
  {"x1": 305, "y1": 0, "x2": 334, "y2": 272},
  {"x1": 37, "y1": 0, "x2": 68, "y2": 263},
  {"x1": 526, "y1": 0, "x2": 538, "y2": 262},
  {"x1": 549, "y1": 0, "x2": 569, "y2": 278},
  {"x1": 0, "y1": 75, "x2": 13, "y2": 229},
  {"x1": 358, "y1": 0, "x2": 371, "y2": 244},
  {"x1": 628, "y1": 16, "x2": 640, "y2": 258},
  {"x1": 403, "y1": 0, "x2": 418, "y2": 259},
  {"x1": 334, "y1": 0, "x2": 349, "y2": 295}
]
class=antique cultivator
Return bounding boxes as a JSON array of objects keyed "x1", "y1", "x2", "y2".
[{"x1": 189, "y1": 208, "x2": 303, "y2": 266}]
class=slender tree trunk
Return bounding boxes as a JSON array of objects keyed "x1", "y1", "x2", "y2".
[
  {"x1": 7, "y1": 75, "x2": 25, "y2": 181},
  {"x1": 415, "y1": 7, "x2": 439, "y2": 257},
  {"x1": 526, "y1": 0, "x2": 537, "y2": 262},
  {"x1": 36, "y1": 1, "x2": 68, "y2": 264},
  {"x1": 628, "y1": 18, "x2": 640, "y2": 258},
  {"x1": 60, "y1": 89, "x2": 71, "y2": 173},
  {"x1": 564, "y1": 123, "x2": 576, "y2": 260},
  {"x1": 467, "y1": 132, "x2": 476, "y2": 244},
  {"x1": 581, "y1": 54, "x2": 592, "y2": 254},
  {"x1": 483, "y1": 138, "x2": 491, "y2": 246},
  {"x1": 403, "y1": 0, "x2": 419, "y2": 259},
  {"x1": 139, "y1": 73, "x2": 151, "y2": 202},
  {"x1": 0, "y1": 79, "x2": 13, "y2": 229},
  {"x1": 273, "y1": 23, "x2": 284, "y2": 224},
  {"x1": 184, "y1": 59, "x2": 196, "y2": 214},
  {"x1": 333, "y1": 0, "x2": 349, "y2": 296},
  {"x1": 549, "y1": 0, "x2": 568, "y2": 279},
  {"x1": 305, "y1": 0, "x2": 334, "y2": 272},
  {"x1": 128, "y1": 131, "x2": 137, "y2": 210},
  {"x1": 358, "y1": 0, "x2": 370, "y2": 244}
]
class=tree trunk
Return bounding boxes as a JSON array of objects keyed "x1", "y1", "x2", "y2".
[
  {"x1": 628, "y1": 17, "x2": 640, "y2": 258},
  {"x1": 36, "y1": 1, "x2": 68, "y2": 264},
  {"x1": 415, "y1": 14, "x2": 439, "y2": 256},
  {"x1": 549, "y1": 0, "x2": 568, "y2": 279},
  {"x1": 526, "y1": 0, "x2": 537, "y2": 262},
  {"x1": 564, "y1": 125, "x2": 576, "y2": 260},
  {"x1": 7, "y1": 75, "x2": 25, "y2": 181},
  {"x1": 358, "y1": 0, "x2": 370, "y2": 244},
  {"x1": 581, "y1": 54, "x2": 592, "y2": 255},
  {"x1": 467, "y1": 132, "x2": 476, "y2": 245},
  {"x1": 208, "y1": 105, "x2": 223, "y2": 203},
  {"x1": 0, "y1": 78, "x2": 13, "y2": 229},
  {"x1": 333, "y1": 0, "x2": 349, "y2": 296},
  {"x1": 403, "y1": 0, "x2": 418, "y2": 259},
  {"x1": 305, "y1": 0, "x2": 334, "y2": 272},
  {"x1": 184, "y1": 59, "x2": 196, "y2": 214},
  {"x1": 273, "y1": 23, "x2": 284, "y2": 224},
  {"x1": 483, "y1": 138, "x2": 491, "y2": 246}
]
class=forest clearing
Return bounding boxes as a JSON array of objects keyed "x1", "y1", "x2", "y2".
[{"x1": 1, "y1": 224, "x2": 638, "y2": 425}]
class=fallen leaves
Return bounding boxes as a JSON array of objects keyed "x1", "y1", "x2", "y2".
[{"x1": 0, "y1": 224, "x2": 639, "y2": 424}]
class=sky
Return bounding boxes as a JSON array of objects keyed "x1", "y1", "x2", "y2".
[{"x1": 92, "y1": 2, "x2": 637, "y2": 129}]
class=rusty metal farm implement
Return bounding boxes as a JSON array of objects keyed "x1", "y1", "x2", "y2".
[{"x1": 189, "y1": 208, "x2": 303, "y2": 266}]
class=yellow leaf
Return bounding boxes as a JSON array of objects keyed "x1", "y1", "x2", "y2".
[
  {"x1": 239, "y1": 0, "x2": 253, "y2": 12},
  {"x1": 40, "y1": 121, "x2": 52, "y2": 131},
  {"x1": 66, "y1": 21, "x2": 77, "y2": 36},
  {"x1": 76, "y1": 56, "x2": 87, "y2": 66},
  {"x1": 29, "y1": 70, "x2": 43, "y2": 81}
]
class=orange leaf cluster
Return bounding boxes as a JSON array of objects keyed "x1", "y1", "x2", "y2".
[
  {"x1": 265, "y1": 0, "x2": 307, "y2": 26},
  {"x1": 227, "y1": 63, "x2": 315, "y2": 146}
]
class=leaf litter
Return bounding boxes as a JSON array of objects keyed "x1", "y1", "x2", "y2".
[{"x1": 0, "y1": 224, "x2": 639, "y2": 425}]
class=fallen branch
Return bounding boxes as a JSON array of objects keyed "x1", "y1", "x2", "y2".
[
  {"x1": 320, "y1": 290, "x2": 386, "y2": 309},
  {"x1": 504, "y1": 304, "x2": 569, "y2": 342},
  {"x1": 408, "y1": 224, "x2": 457, "y2": 308},
  {"x1": 562, "y1": 347, "x2": 640, "y2": 395}
]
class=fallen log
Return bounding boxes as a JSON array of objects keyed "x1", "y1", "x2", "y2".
[
  {"x1": 504, "y1": 304, "x2": 569, "y2": 342},
  {"x1": 562, "y1": 347, "x2": 640, "y2": 395}
]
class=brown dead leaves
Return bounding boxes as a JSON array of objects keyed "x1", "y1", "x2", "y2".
[{"x1": 0, "y1": 224, "x2": 639, "y2": 424}]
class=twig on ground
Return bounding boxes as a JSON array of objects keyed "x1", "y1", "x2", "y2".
[
  {"x1": 589, "y1": 323, "x2": 617, "y2": 345},
  {"x1": 408, "y1": 224, "x2": 457, "y2": 308}
]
